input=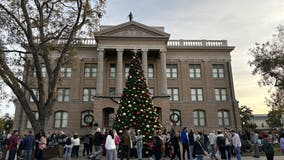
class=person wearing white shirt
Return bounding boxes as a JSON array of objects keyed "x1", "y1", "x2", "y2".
[
  {"x1": 105, "y1": 130, "x2": 117, "y2": 160},
  {"x1": 231, "y1": 130, "x2": 242, "y2": 160},
  {"x1": 71, "y1": 133, "x2": 80, "y2": 159}
]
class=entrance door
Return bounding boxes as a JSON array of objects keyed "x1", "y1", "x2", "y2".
[{"x1": 103, "y1": 108, "x2": 114, "y2": 129}]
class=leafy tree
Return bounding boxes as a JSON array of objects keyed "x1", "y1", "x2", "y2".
[
  {"x1": 114, "y1": 51, "x2": 162, "y2": 156},
  {"x1": 265, "y1": 89, "x2": 284, "y2": 127},
  {"x1": 239, "y1": 105, "x2": 254, "y2": 128},
  {"x1": 266, "y1": 109, "x2": 282, "y2": 128},
  {"x1": 249, "y1": 25, "x2": 284, "y2": 89},
  {"x1": 0, "y1": 0, "x2": 106, "y2": 133}
]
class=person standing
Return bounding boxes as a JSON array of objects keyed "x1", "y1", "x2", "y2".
[
  {"x1": 38, "y1": 131, "x2": 47, "y2": 160},
  {"x1": 279, "y1": 132, "x2": 284, "y2": 155},
  {"x1": 136, "y1": 130, "x2": 143, "y2": 160},
  {"x1": 120, "y1": 129, "x2": 131, "y2": 160},
  {"x1": 64, "y1": 134, "x2": 73, "y2": 160},
  {"x1": 188, "y1": 128, "x2": 195, "y2": 160},
  {"x1": 208, "y1": 130, "x2": 216, "y2": 159},
  {"x1": 216, "y1": 130, "x2": 226, "y2": 160},
  {"x1": 22, "y1": 130, "x2": 35, "y2": 160},
  {"x1": 181, "y1": 127, "x2": 189, "y2": 160},
  {"x1": 93, "y1": 128, "x2": 103, "y2": 160},
  {"x1": 57, "y1": 131, "x2": 67, "y2": 158},
  {"x1": 83, "y1": 134, "x2": 90, "y2": 156},
  {"x1": 71, "y1": 133, "x2": 80, "y2": 159},
  {"x1": 105, "y1": 129, "x2": 117, "y2": 160},
  {"x1": 231, "y1": 130, "x2": 242, "y2": 160},
  {"x1": 169, "y1": 129, "x2": 181, "y2": 160},
  {"x1": 114, "y1": 130, "x2": 120, "y2": 151},
  {"x1": 263, "y1": 134, "x2": 274, "y2": 160},
  {"x1": 251, "y1": 130, "x2": 260, "y2": 158},
  {"x1": 193, "y1": 135, "x2": 207, "y2": 160},
  {"x1": 7, "y1": 130, "x2": 19, "y2": 160}
]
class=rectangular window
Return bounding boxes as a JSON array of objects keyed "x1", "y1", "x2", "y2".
[
  {"x1": 167, "y1": 88, "x2": 179, "y2": 101},
  {"x1": 191, "y1": 88, "x2": 203, "y2": 101},
  {"x1": 109, "y1": 88, "x2": 116, "y2": 96},
  {"x1": 189, "y1": 64, "x2": 201, "y2": 78},
  {"x1": 60, "y1": 66, "x2": 72, "y2": 78},
  {"x1": 215, "y1": 88, "x2": 227, "y2": 101},
  {"x1": 166, "y1": 64, "x2": 178, "y2": 78},
  {"x1": 54, "y1": 111, "x2": 68, "y2": 128},
  {"x1": 57, "y1": 88, "x2": 70, "y2": 102},
  {"x1": 110, "y1": 64, "x2": 116, "y2": 78},
  {"x1": 83, "y1": 88, "x2": 96, "y2": 102},
  {"x1": 212, "y1": 64, "x2": 224, "y2": 78},
  {"x1": 148, "y1": 64, "x2": 154, "y2": 78},
  {"x1": 84, "y1": 63, "x2": 97, "y2": 78},
  {"x1": 193, "y1": 110, "x2": 206, "y2": 127},
  {"x1": 125, "y1": 64, "x2": 130, "y2": 78}
]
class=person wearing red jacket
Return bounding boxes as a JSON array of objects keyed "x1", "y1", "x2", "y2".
[{"x1": 7, "y1": 130, "x2": 19, "y2": 160}]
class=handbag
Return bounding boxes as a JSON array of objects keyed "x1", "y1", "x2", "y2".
[{"x1": 197, "y1": 140, "x2": 209, "y2": 156}]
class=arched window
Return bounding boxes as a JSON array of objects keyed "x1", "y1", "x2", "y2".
[
  {"x1": 218, "y1": 109, "x2": 230, "y2": 127},
  {"x1": 170, "y1": 109, "x2": 181, "y2": 126},
  {"x1": 54, "y1": 111, "x2": 68, "y2": 128},
  {"x1": 81, "y1": 110, "x2": 94, "y2": 127},
  {"x1": 193, "y1": 110, "x2": 206, "y2": 127}
]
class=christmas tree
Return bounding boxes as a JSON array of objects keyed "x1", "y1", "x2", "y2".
[{"x1": 114, "y1": 50, "x2": 161, "y2": 156}]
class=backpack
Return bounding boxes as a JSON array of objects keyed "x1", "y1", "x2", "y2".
[
  {"x1": 66, "y1": 137, "x2": 72, "y2": 145},
  {"x1": 216, "y1": 136, "x2": 226, "y2": 147}
]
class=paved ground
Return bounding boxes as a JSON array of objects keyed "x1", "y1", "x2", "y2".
[{"x1": 50, "y1": 155, "x2": 284, "y2": 160}]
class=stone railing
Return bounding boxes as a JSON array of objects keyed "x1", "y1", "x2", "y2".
[
  {"x1": 52, "y1": 38, "x2": 228, "y2": 48},
  {"x1": 167, "y1": 39, "x2": 228, "y2": 47}
]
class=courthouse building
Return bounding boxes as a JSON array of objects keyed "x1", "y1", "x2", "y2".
[{"x1": 14, "y1": 21, "x2": 241, "y2": 134}]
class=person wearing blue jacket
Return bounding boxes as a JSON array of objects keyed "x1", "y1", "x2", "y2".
[
  {"x1": 181, "y1": 127, "x2": 189, "y2": 160},
  {"x1": 22, "y1": 130, "x2": 35, "y2": 160}
]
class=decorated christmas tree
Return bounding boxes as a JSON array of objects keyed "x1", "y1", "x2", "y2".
[{"x1": 114, "y1": 50, "x2": 162, "y2": 156}]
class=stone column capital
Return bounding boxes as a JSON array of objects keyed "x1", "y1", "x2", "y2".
[
  {"x1": 142, "y1": 49, "x2": 148, "y2": 53},
  {"x1": 160, "y1": 49, "x2": 167, "y2": 53},
  {"x1": 116, "y1": 48, "x2": 124, "y2": 53},
  {"x1": 97, "y1": 48, "x2": 105, "y2": 53}
]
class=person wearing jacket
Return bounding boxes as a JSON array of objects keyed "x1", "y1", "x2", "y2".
[
  {"x1": 7, "y1": 130, "x2": 19, "y2": 160},
  {"x1": 181, "y1": 127, "x2": 189, "y2": 160},
  {"x1": 105, "y1": 129, "x2": 117, "y2": 160},
  {"x1": 263, "y1": 134, "x2": 274, "y2": 160},
  {"x1": 22, "y1": 130, "x2": 35, "y2": 160},
  {"x1": 193, "y1": 135, "x2": 206, "y2": 160},
  {"x1": 169, "y1": 129, "x2": 181, "y2": 160},
  {"x1": 279, "y1": 133, "x2": 284, "y2": 155}
]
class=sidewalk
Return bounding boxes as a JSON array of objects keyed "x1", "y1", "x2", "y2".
[{"x1": 50, "y1": 155, "x2": 284, "y2": 160}]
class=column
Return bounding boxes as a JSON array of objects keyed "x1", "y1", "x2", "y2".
[
  {"x1": 160, "y1": 49, "x2": 168, "y2": 96},
  {"x1": 116, "y1": 49, "x2": 123, "y2": 96},
  {"x1": 96, "y1": 48, "x2": 104, "y2": 96},
  {"x1": 142, "y1": 49, "x2": 148, "y2": 83}
]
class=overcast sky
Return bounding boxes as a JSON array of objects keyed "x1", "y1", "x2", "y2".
[{"x1": 101, "y1": 0, "x2": 284, "y2": 114}]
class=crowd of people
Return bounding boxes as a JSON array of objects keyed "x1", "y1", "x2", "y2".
[{"x1": 0, "y1": 127, "x2": 284, "y2": 160}]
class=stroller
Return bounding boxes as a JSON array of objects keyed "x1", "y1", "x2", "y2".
[{"x1": 88, "y1": 148, "x2": 103, "y2": 160}]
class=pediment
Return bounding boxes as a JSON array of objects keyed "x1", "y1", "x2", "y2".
[{"x1": 95, "y1": 21, "x2": 170, "y2": 38}]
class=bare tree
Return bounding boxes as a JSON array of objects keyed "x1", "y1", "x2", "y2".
[{"x1": 0, "y1": 0, "x2": 106, "y2": 133}]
